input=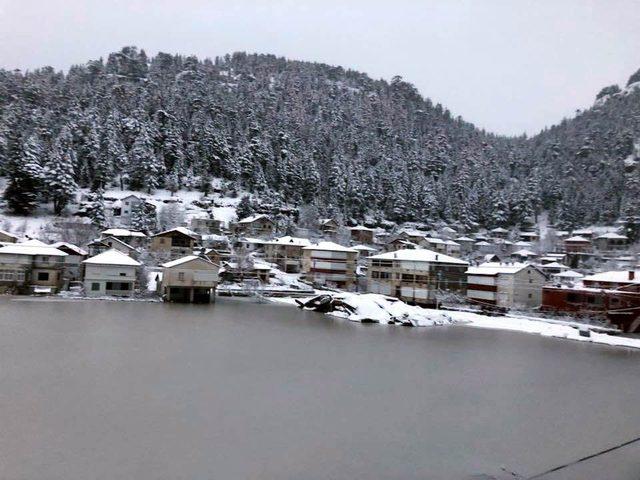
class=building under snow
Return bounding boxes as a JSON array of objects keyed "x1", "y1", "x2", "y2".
[
  {"x1": 466, "y1": 262, "x2": 546, "y2": 309},
  {"x1": 82, "y1": 249, "x2": 141, "y2": 297}
]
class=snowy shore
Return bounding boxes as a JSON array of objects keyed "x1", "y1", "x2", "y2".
[{"x1": 272, "y1": 292, "x2": 640, "y2": 350}]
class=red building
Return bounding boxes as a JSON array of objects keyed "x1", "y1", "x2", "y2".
[{"x1": 542, "y1": 270, "x2": 640, "y2": 332}]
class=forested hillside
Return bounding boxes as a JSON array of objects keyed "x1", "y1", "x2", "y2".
[{"x1": 1, "y1": 47, "x2": 639, "y2": 229}]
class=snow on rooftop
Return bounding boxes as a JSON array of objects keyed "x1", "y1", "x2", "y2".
[
  {"x1": 370, "y1": 248, "x2": 468, "y2": 265},
  {"x1": 265, "y1": 236, "x2": 311, "y2": 247},
  {"x1": 552, "y1": 270, "x2": 584, "y2": 279},
  {"x1": 153, "y1": 226, "x2": 199, "y2": 238},
  {"x1": 20, "y1": 239, "x2": 48, "y2": 246},
  {"x1": 349, "y1": 225, "x2": 374, "y2": 231},
  {"x1": 161, "y1": 255, "x2": 216, "y2": 268},
  {"x1": 0, "y1": 229, "x2": 18, "y2": 239},
  {"x1": 455, "y1": 236, "x2": 474, "y2": 242},
  {"x1": 352, "y1": 244, "x2": 376, "y2": 251},
  {"x1": 51, "y1": 242, "x2": 88, "y2": 256},
  {"x1": 490, "y1": 227, "x2": 508, "y2": 233},
  {"x1": 83, "y1": 249, "x2": 141, "y2": 266},
  {"x1": 539, "y1": 262, "x2": 568, "y2": 270},
  {"x1": 0, "y1": 244, "x2": 68, "y2": 256},
  {"x1": 238, "y1": 214, "x2": 270, "y2": 224},
  {"x1": 303, "y1": 241, "x2": 358, "y2": 253},
  {"x1": 512, "y1": 249, "x2": 537, "y2": 256},
  {"x1": 583, "y1": 270, "x2": 640, "y2": 284},
  {"x1": 101, "y1": 228, "x2": 147, "y2": 238},
  {"x1": 565, "y1": 235, "x2": 590, "y2": 242},
  {"x1": 596, "y1": 232, "x2": 628, "y2": 240},
  {"x1": 467, "y1": 262, "x2": 530, "y2": 275}
]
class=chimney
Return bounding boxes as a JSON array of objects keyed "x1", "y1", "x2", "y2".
[
  {"x1": 630, "y1": 271, "x2": 635, "y2": 281},
  {"x1": 435, "y1": 254, "x2": 439, "y2": 261}
]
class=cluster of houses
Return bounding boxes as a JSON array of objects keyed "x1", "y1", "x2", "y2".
[{"x1": 1, "y1": 210, "x2": 640, "y2": 333}]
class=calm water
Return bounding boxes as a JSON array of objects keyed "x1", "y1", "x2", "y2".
[{"x1": 1, "y1": 297, "x2": 639, "y2": 480}]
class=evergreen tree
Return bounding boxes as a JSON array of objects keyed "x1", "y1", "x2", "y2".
[
  {"x1": 43, "y1": 129, "x2": 78, "y2": 215},
  {"x1": 4, "y1": 133, "x2": 43, "y2": 214}
]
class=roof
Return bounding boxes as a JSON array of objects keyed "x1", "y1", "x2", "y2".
[
  {"x1": 369, "y1": 248, "x2": 468, "y2": 265},
  {"x1": 490, "y1": 227, "x2": 509, "y2": 233},
  {"x1": 0, "y1": 229, "x2": 18, "y2": 239},
  {"x1": 596, "y1": 232, "x2": 628, "y2": 240},
  {"x1": 319, "y1": 218, "x2": 336, "y2": 225},
  {"x1": 264, "y1": 236, "x2": 311, "y2": 247},
  {"x1": 512, "y1": 249, "x2": 538, "y2": 256},
  {"x1": 238, "y1": 214, "x2": 271, "y2": 224},
  {"x1": 565, "y1": 235, "x2": 590, "y2": 242},
  {"x1": 101, "y1": 228, "x2": 147, "y2": 238},
  {"x1": 582, "y1": 270, "x2": 640, "y2": 284},
  {"x1": 51, "y1": 242, "x2": 88, "y2": 256},
  {"x1": 82, "y1": 249, "x2": 141, "y2": 267},
  {"x1": 573, "y1": 229, "x2": 593, "y2": 235},
  {"x1": 153, "y1": 226, "x2": 199, "y2": 239},
  {"x1": 520, "y1": 231, "x2": 539, "y2": 237},
  {"x1": 352, "y1": 244, "x2": 377, "y2": 251},
  {"x1": 455, "y1": 236, "x2": 474, "y2": 242},
  {"x1": 303, "y1": 241, "x2": 358, "y2": 253},
  {"x1": 441, "y1": 226, "x2": 456, "y2": 233},
  {"x1": 102, "y1": 236, "x2": 140, "y2": 252},
  {"x1": 349, "y1": 225, "x2": 374, "y2": 231},
  {"x1": 0, "y1": 244, "x2": 68, "y2": 256},
  {"x1": 514, "y1": 241, "x2": 532, "y2": 247},
  {"x1": 467, "y1": 262, "x2": 531, "y2": 275},
  {"x1": 552, "y1": 270, "x2": 584, "y2": 278},
  {"x1": 474, "y1": 241, "x2": 492, "y2": 246},
  {"x1": 539, "y1": 261, "x2": 569, "y2": 270},
  {"x1": 161, "y1": 255, "x2": 217, "y2": 269},
  {"x1": 444, "y1": 240, "x2": 460, "y2": 246},
  {"x1": 427, "y1": 238, "x2": 445, "y2": 244},
  {"x1": 21, "y1": 239, "x2": 48, "y2": 246}
]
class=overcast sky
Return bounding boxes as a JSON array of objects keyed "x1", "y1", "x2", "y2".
[{"x1": 1, "y1": 0, "x2": 639, "y2": 136}]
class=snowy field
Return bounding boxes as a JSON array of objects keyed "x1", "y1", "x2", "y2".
[{"x1": 272, "y1": 293, "x2": 640, "y2": 350}]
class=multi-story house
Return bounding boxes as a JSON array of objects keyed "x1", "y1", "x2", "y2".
[
  {"x1": 366, "y1": 248, "x2": 468, "y2": 306},
  {"x1": 302, "y1": 242, "x2": 358, "y2": 289},
  {"x1": 100, "y1": 228, "x2": 147, "y2": 248},
  {"x1": 234, "y1": 214, "x2": 275, "y2": 237},
  {"x1": 82, "y1": 249, "x2": 141, "y2": 297},
  {"x1": 349, "y1": 225, "x2": 374, "y2": 244},
  {"x1": 466, "y1": 262, "x2": 546, "y2": 309},
  {"x1": 150, "y1": 227, "x2": 200, "y2": 259},
  {"x1": 190, "y1": 217, "x2": 222, "y2": 235},
  {"x1": 50, "y1": 242, "x2": 88, "y2": 283},
  {"x1": 159, "y1": 255, "x2": 219, "y2": 303},
  {"x1": 264, "y1": 236, "x2": 311, "y2": 273},
  {"x1": 0, "y1": 243, "x2": 68, "y2": 293}
]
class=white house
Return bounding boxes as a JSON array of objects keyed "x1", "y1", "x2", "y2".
[
  {"x1": 302, "y1": 242, "x2": 359, "y2": 289},
  {"x1": 82, "y1": 249, "x2": 141, "y2": 297},
  {"x1": 466, "y1": 262, "x2": 546, "y2": 309}
]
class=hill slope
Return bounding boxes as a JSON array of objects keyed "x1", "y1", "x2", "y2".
[{"x1": 0, "y1": 47, "x2": 639, "y2": 229}]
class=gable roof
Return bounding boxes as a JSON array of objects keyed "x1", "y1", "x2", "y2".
[
  {"x1": 0, "y1": 229, "x2": 18, "y2": 240},
  {"x1": 596, "y1": 232, "x2": 628, "y2": 240},
  {"x1": 264, "y1": 236, "x2": 312, "y2": 247},
  {"x1": 161, "y1": 255, "x2": 218, "y2": 269},
  {"x1": 20, "y1": 239, "x2": 48, "y2": 246},
  {"x1": 153, "y1": 226, "x2": 199, "y2": 239},
  {"x1": 50, "y1": 242, "x2": 88, "y2": 256},
  {"x1": 303, "y1": 241, "x2": 358, "y2": 253},
  {"x1": 582, "y1": 270, "x2": 640, "y2": 284},
  {"x1": 101, "y1": 228, "x2": 147, "y2": 238},
  {"x1": 83, "y1": 249, "x2": 141, "y2": 267},
  {"x1": 0, "y1": 244, "x2": 68, "y2": 256},
  {"x1": 238, "y1": 214, "x2": 272, "y2": 224},
  {"x1": 466, "y1": 262, "x2": 536, "y2": 275},
  {"x1": 369, "y1": 248, "x2": 468, "y2": 265},
  {"x1": 565, "y1": 235, "x2": 590, "y2": 242},
  {"x1": 102, "y1": 236, "x2": 140, "y2": 252}
]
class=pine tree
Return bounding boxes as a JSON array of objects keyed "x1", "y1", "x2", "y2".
[
  {"x1": 43, "y1": 129, "x2": 78, "y2": 215},
  {"x1": 128, "y1": 124, "x2": 164, "y2": 193},
  {"x1": 130, "y1": 202, "x2": 157, "y2": 233},
  {"x1": 4, "y1": 133, "x2": 43, "y2": 214},
  {"x1": 84, "y1": 188, "x2": 108, "y2": 228}
]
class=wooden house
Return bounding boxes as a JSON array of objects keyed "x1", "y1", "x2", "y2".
[
  {"x1": 160, "y1": 255, "x2": 219, "y2": 303},
  {"x1": 150, "y1": 227, "x2": 200, "y2": 259}
]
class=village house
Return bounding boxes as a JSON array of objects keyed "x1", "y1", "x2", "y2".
[
  {"x1": 100, "y1": 228, "x2": 147, "y2": 247},
  {"x1": 399, "y1": 229, "x2": 427, "y2": 244},
  {"x1": 474, "y1": 240, "x2": 495, "y2": 255},
  {"x1": 466, "y1": 262, "x2": 546, "y2": 309},
  {"x1": 0, "y1": 229, "x2": 19, "y2": 243},
  {"x1": 263, "y1": 236, "x2": 311, "y2": 273},
  {"x1": 550, "y1": 270, "x2": 584, "y2": 285},
  {"x1": 86, "y1": 239, "x2": 110, "y2": 257},
  {"x1": 563, "y1": 235, "x2": 592, "y2": 253},
  {"x1": 542, "y1": 270, "x2": 640, "y2": 332},
  {"x1": 489, "y1": 227, "x2": 509, "y2": 239},
  {"x1": 572, "y1": 228, "x2": 594, "y2": 240},
  {"x1": 439, "y1": 226, "x2": 457, "y2": 239},
  {"x1": 159, "y1": 255, "x2": 219, "y2": 303},
  {"x1": 50, "y1": 242, "x2": 88, "y2": 284},
  {"x1": 318, "y1": 218, "x2": 339, "y2": 236},
  {"x1": 220, "y1": 260, "x2": 272, "y2": 284},
  {"x1": 511, "y1": 248, "x2": 539, "y2": 262},
  {"x1": 352, "y1": 244, "x2": 377, "y2": 258},
  {"x1": 150, "y1": 227, "x2": 200, "y2": 259},
  {"x1": 519, "y1": 231, "x2": 539, "y2": 243},
  {"x1": 384, "y1": 237, "x2": 417, "y2": 252},
  {"x1": 538, "y1": 261, "x2": 569, "y2": 276},
  {"x1": 444, "y1": 240, "x2": 461, "y2": 257},
  {"x1": 366, "y1": 248, "x2": 468, "y2": 306},
  {"x1": 593, "y1": 232, "x2": 628, "y2": 252},
  {"x1": 190, "y1": 217, "x2": 222, "y2": 235},
  {"x1": 82, "y1": 249, "x2": 141, "y2": 297},
  {"x1": 0, "y1": 243, "x2": 68, "y2": 294},
  {"x1": 100, "y1": 235, "x2": 141, "y2": 258},
  {"x1": 105, "y1": 194, "x2": 157, "y2": 228},
  {"x1": 455, "y1": 236, "x2": 476, "y2": 255},
  {"x1": 234, "y1": 214, "x2": 275, "y2": 237},
  {"x1": 349, "y1": 225, "x2": 375, "y2": 244},
  {"x1": 302, "y1": 242, "x2": 358, "y2": 290}
]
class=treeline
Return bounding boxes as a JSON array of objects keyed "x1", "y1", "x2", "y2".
[{"x1": 0, "y1": 46, "x2": 639, "y2": 229}]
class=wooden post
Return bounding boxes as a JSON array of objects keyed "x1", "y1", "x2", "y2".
[{"x1": 189, "y1": 288, "x2": 195, "y2": 303}]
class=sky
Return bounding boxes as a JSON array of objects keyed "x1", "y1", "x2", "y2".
[{"x1": 0, "y1": 0, "x2": 639, "y2": 136}]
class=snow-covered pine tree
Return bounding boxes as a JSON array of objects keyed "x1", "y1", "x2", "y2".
[
  {"x1": 43, "y1": 128, "x2": 78, "y2": 215},
  {"x1": 4, "y1": 133, "x2": 44, "y2": 214},
  {"x1": 84, "y1": 188, "x2": 108, "y2": 228}
]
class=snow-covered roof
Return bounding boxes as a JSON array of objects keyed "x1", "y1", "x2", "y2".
[
  {"x1": 102, "y1": 236, "x2": 140, "y2": 252},
  {"x1": 349, "y1": 225, "x2": 374, "y2": 231},
  {"x1": 596, "y1": 232, "x2": 628, "y2": 240},
  {"x1": 352, "y1": 244, "x2": 377, "y2": 251},
  {"x1": 565, "y1": 235, "x2": 590, "y2": 242},
  {"x1": 101, "y1": 228, "x2": 147, "y2": 238},
  {"x1": 467, "y1": 262, "x2": 531, "y2": 275},
  {"x1": 20, "y1": 239, "x2": 48, "y2": 246},
  {"x1": 82, "y1": 249, "x2": 141, "y2": 267},
  {"x1": 441, "y1": 226, "x2": 456, "y2": 233},
  {"x1": 552, "y1": 270, "x2": 584, "y2": 279},
  {"x1": 161, "y1": 255, "x2": 216, "y2": 269},
  {"x1": 238, "y1": 214, "x2": 271, "y2": 224},
  {"x1": 514, "y1": 241, "x2": 532, "y2": 247},
  {"x1": 490, "y1": 227, "x2": 509, "y2": 233},
  {"x1": 520, "y1": 231, "x2": 539, "y2": 237},
  {"x1": 0, "y1": 244, "x2": 68, "y2": 256},
  {"x1": 444, "y1": 240, "x2": 460, "y2": 246},
  {"x1": 427, "y1": 238, "x2": 445, "y2": 244},
  {"x1": 573, "y1": 229, "x2": 593, "y2": 235},
  {"x1": 0, "y1": 229, "x2": 18, "y2": 239},
  {"x1": 303, "y1": 241, "x2": 358, "y2": 253},
  {"x1": 319, "y1": 218, "x2": 336, "y2": 225},
  {"x1": 582, "y1": 270, "x2": 640, "y2": 284},
  {"x1": 474, "y1": 241, "x2": 492, "y2": 246},
  {"x1": 238, "y1": 237, "x2": 266, "y2": 244},
  {"x1": 265, "y1": 236, "x2": 311, "y2": 247},
  {"x1": 455, "y1": 236, "x2": 474, "y2": 242},
  {"x1": 539, "y1": 262, "x2": 569, "y2": 270},
  {"x1": 153, "y1": 226, "x2": 199, "y2": 239},
  {"x1": 369, "y1": 248, "x2": 468, "y2": 265},
  {"x1": 399, "y1": 229, "x2": 426, "y2": 237},
  {"x1": 51, "y1": 242, "x2": 88, "y2": 256},
  {"x1": 512, "y1": 249, "x2": 538, "y2": 257}
]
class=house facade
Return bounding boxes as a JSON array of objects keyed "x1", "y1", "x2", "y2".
[
  {"x1": 160, "y1": 255, "x2": 219, "y2": 303},
  {"x1": 264, "y1": 236, "x2": 311, "y2": 273},
  {"x1": 150, "y1": 227, "x2": 199, "y2": 259},
  {"x1": 466, "y1": 262, "x2": 546, "y2": 309},
  {"x1": 302, "y1": 242, "x2": 358, "y2": 289},
  {"x1": 234, "y1": 214, "x2": 275, "y2": 237},
  {"x1": 0, "y1": 243, "x2": 68, "y2": 293},
  {"x1": 82, "y1": 249, "x2": 141, "y2": 297},
  {"x1": 366, "y1": 248, "x2": 468, "y2": 306},
  {"x1": 349, "y1": 225, "x2": 374, "y2": 244},
  {"x1": 190, "y1": 217, "x2": 222, "y2": 235},
  {"x1": 50, "y1": 242, "x2": 88, "y2": 283}
]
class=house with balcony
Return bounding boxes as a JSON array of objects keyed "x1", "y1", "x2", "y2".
[
  {"x1": 563, "y1": 235, "x2": 592, "y2": 253},
  {"x1": 190, "y1": 217, "x2": 222, "y2": 235},
  {"x1": 302, "y1": 242, "x2": 358, "y2": 289},
  {"x1": 319, "y1": 218, "x2": 339, "y2": 236},
  {"x1": 159, "y1": 255, "x2": 219, "y2": 303},
  {"x1": 0, "y1": 243, "x2": 68, "y2": 294},
  {"x1": 466, "y1": 262, "x2": 546, "y2": 309},
  {"x1": 593, "y1": 232, "x2": 628, "y2": 252},
  {"x1": 50, "y1": 242, "x2": 88, "y2": 283},
  {"x1": 100, "y1": 228, "x2": 147, "y2": 247},
  {"x1": 150, "y1": 227, "x2": 200, "y2": 259},
  {"x1": 234, "y1": 214, "x2": 275, "y2": 237},
  {"x1": 366, "y1": 248, "x2": 468, "y2": 306},
  {"x1": 348, "y1": 225, "x2": 374, "y2": 244},
  {"x1": 263, "y1": 236, "x2": 311, "y2": 273},
  {"x1": 82, "y1": 249, "x2": 141, "y2": 297}
]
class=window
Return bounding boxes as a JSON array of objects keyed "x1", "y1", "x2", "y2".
[
  {"x1": 119, "y1": 272, "x2": 127, "y2": 277},
  {"x1": 178, "y1": 272, "x2": 185, "y2": 281},
  {"x1": 37, "y1": 272, "x2": 49, "y2": 281},
  {"x1": 91, "y1": 282, "x2": 100, "y2": 291},
  {"x1": 528, "y1": 293, "x2": 532, "y2": 299},
  {"x1": 41, "y1": 256, "x2": 49, "y2": 263},
  {"x1": 159, "y1": 238, "x2": 166, "y2": 244},
  {"x1": 529, "y1": 279, "x2": 533, "y2": 283}
]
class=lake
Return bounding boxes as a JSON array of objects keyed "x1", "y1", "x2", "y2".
[{"x1": 0, "y1": 296, "x2": 639, "y2": 479}]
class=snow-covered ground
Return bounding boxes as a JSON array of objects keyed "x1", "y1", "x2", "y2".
[{"x1": 273, "y1": 292, "x2": 640, "y2": 350}]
